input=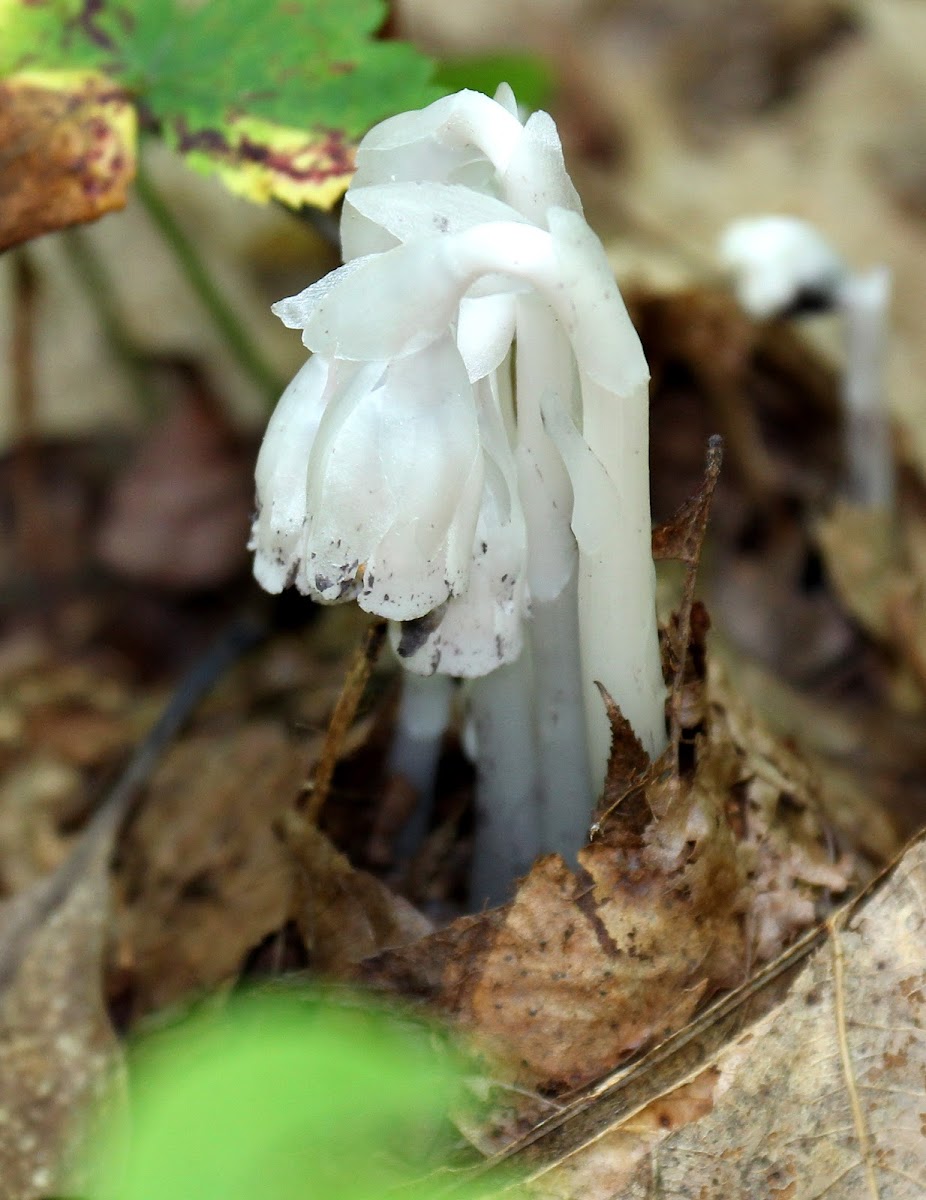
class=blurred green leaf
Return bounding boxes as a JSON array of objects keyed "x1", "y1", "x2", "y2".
[
  {"x1": 432, "y1": 54, "x2": 554, "y2": 112},
  {"x1": 0, "y1": 0, "x2": 443, "y2": 207},
  {"x1": 89, "y1": 992, "x2": 470, "y2": 1200}
]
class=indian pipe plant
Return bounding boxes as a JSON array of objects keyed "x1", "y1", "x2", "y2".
[{"x1": 250, "y1": 86, "x2": 668, "y2": 905}]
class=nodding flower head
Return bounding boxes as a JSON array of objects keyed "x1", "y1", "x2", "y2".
[
  {"x1": 251, "y1": 84, "x2": 662, "y2": 774},
  {"x1": 718, "y1": 215, "x2": 848, "y2": 319}
]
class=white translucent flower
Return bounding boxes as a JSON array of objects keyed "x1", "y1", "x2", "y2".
[
  {"x1": 252, "y1": 87, "x2": 666, "y2": 788},
  {"x1": 251, "y1": 335, "x2": 483, "y2": 621}
]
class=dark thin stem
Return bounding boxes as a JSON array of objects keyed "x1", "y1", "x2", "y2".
[
  {"x1": 135, "y1": 159, "x2": 284, "y2": 402},
  {"x1": 103, "y1": 614, "x2": 266, "y2": 829}
]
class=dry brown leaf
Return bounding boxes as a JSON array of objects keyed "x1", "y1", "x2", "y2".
[
  {"x1": 0, "y1": 814, "x2": 123, "y2": 1199},
  {"x1": 499, "y1": 831, "x2": 926, "y2": 1200},
  {"x1": 0, "y1": 646, "x2": 149, "y2": 896},
  {"x1": 0, "y1": 72, "x2": 135, "y2": 252},
  {"x1": 362, "y1": 639, "x2": 861, "y2": 1099},
  {"x1": 290, "y1": 820, "x2": 433, "y2": 976},
  {"x1": 815, "y1": 499, "x2": 926, "y2": 705},
  {"x1": 112, "y1": 723, "x2": 305, "y2": 1019}
]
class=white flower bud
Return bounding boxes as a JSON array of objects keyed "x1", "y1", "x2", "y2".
[{"x1": 718, "y1": 215, "x2": 847, "y2": 318}]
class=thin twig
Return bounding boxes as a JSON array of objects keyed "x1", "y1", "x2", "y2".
[{"x1": 303, "y1": 618, "x2": 387, "y2": 826}]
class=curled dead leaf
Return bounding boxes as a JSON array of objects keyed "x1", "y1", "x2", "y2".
[{"x1": 360, "y1": 614, "x2": 863, "y2": 1108}]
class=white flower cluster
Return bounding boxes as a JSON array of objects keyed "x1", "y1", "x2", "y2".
[{"x1": 252, "y1": 85, "x2": 665, "y2": 772}]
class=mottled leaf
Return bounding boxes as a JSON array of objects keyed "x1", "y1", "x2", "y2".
[
  {"x1": 0, "y1": 69, "x2": 135, "y2": 251},
  {"x1": 0, "y1": 0, "x2": 442, "y2": 209}
]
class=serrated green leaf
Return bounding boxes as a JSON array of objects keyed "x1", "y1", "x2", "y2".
[{"x1": 0, "y1": 0, "x2": 444, "y2": 209}]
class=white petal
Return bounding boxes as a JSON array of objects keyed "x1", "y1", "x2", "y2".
[
  {"x1": 391, "y1": 488, "x2": 528, "y2": 676},
  {"x1": 354, "y1": 89, "x2": 523, "y2": 175},
  {"x1": 513, "y1": 297, "x2": 577, "y2": 601},
  {"x1": 502, "y1": 111, "x2": 582, "y2": 223},
  {"x1": 302, "y1": 337, "x2": 483, "y2": 619},
  {"x1": 271, "y1": 256, "x2": 374, "y2": 333},
  {"x1": 391, "y1": 375, "x2": 528, "y2": 676},
  {"x1": 339, "y1": 204, "x2": 400, "y2": 262},
  {"x1": 283, "y1": 223, "x2": 552, "y2": 361},
  {"x1": 493, "y1": 81, "x2": 519, "y2": 117},
  {"x1": 540, "y1": 383, "x2": 621, "y2": 558},
  {"x1": 250, "y1": 354, "x2": 330, "y2": 593},
  {"x1": 546, "y1": 207, "x2": 648, "y2": 397},
  {"x1": 457, "y1": 293, "x2": 516, "y2": 382},
  {"x1": 274, "y1": 240, "x2": 462, "y2": 360},
  {"x1": 345, "y1": 181, "x2": 529, "y2": 244}
]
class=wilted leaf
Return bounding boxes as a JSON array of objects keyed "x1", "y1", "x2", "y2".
[
  {"x1": 815, "y1": 493, "x2": 926, "y2": 704},
  {"x1": 502, "y1": 832, "x2": 926, "y2": 1200},
  {"x1": 0, "y1": 0, "x2": 441, "y2": 210},
  {"x1": 0, "y1": 70, "x2": 135, "y2": 251},
  {"x1": 815, "y1": 501, "x2": 900, "y2": 642},
  {"x1": 651, "y1": 435, "x2": 724, "y2": 567}
]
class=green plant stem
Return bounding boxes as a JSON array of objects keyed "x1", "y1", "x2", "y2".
[
  {"x1": 135, "y1": 160, "x2": 284, "y2": 402},
  {"x1": 61, "y1": 228, "x2": 160, "y2": 417}
]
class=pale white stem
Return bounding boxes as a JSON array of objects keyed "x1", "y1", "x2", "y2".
[
  {"x1": 467, "y1": 651, "x2": 541, "y2": 908},
  {"x1": 578, "y1": 375, "x2": 667, "y2": 784},
  {"x1": 388, "y1": 670, "x2": 454, "y2": 859},
  {"x1": 515, "y1": 296, "x2": 594, "y2": 859},
  {"x1": 529, "y1": 574, "x2": 594, "y2": 861},
  {"x1": 839, "y1": 267, "x2": 894, "y2": 510}
]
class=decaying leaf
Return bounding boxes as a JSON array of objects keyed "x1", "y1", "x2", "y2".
[
  {"x1": 0, "y1": 641, "x2": 150, "y2": 897},
  {"x1": 816, "y1": 498, "x2": 926, "y2": 704},
  {"x1": 651, "y1": 435, "x2": 725, "y2": 567},
  {"x1": 494, "y1": 831, "x2": 926, "y2": 1200},
  {"x1": 290, "y1": 820, "x2": 433, "y2": 976},
  {"x1": 361, "y1": 633, "x2": 863, "y2": 1101},
  {"x1": 0, "y1": 70, "x2": 135, "y2": 252},
  {"x1": 176, "y1": 113, "x2": 359, "y2": 212},
  {"x1": 652, "y1": 435, "x2": 723, "y2": 758}
]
